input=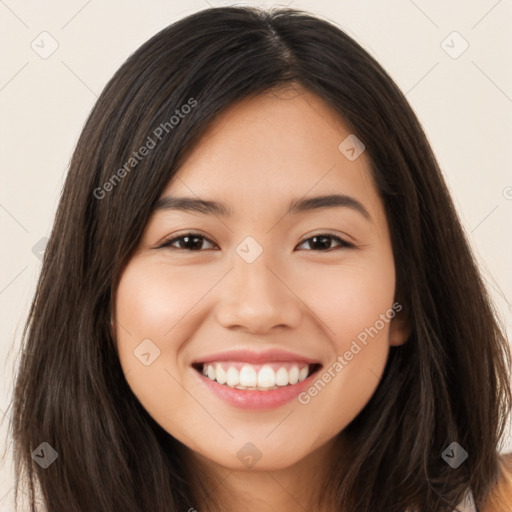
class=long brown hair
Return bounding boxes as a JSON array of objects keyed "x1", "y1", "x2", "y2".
[{"x1": 7, "y1": 6, "x2": 512, "y2": 511}]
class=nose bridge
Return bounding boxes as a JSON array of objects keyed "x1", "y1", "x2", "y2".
[
  {"x1": 215, "y1": 240, "x2": 301, "y2": 333},
  {"x1": 237, "y1": 249, "x2": 276, "y2": 298},
  {"x1": 233, "y1": 234, "x2": 278, "y2": 294}
]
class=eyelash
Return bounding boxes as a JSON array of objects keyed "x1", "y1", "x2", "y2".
[{"x1": 156, "y1": 232, "x2": 355, "y2": 252}]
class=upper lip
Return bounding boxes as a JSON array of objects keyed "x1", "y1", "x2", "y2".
[{"x1": 192, "y1": 348, "x2": 322, "y2": 365}]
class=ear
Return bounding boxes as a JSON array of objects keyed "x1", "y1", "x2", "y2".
[{"x1": 389, "y1": 307, "x2": 411, "y2": 346}]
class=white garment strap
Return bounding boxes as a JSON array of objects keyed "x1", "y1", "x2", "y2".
[{"x1": 455, "y1": 490, "x2": 478, "y2": 512}]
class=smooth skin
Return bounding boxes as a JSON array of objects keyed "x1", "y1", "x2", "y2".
[{"x1": 114, "y1": 84, "x2": 411, "y2": 512}]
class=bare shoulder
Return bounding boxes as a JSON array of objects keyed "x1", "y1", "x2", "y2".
[{"x1": 480, "y1": 452, "x2": 512, "y2": 512}]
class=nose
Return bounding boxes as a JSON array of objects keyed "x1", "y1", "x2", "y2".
[{"x1": 215, "y1": 253, "x2": 302, "y2": 335}]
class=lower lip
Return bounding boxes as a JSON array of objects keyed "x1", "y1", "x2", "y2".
[{"x1": 193, "y1": 367, "x2": 320, "y2": 410}]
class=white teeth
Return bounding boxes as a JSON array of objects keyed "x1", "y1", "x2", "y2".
[
  {"x1": 215, "y1": 363, "x2": 227, "y2": 385},
  {"x1": 200, "y1": 362, "x2": 312, "y2": 389},
  {"x1": 289, "y1": 366, "x2": 299, "y2": 385},
  {"x1": 299, "y1": 366, "x2": 308, "y2": 382},
  {"x1": 239, "y1": 365, "x2": 257, "y2": 387},
  {"x1": 257, "y1": 365, "x2": 276, "y2": 388},
  {"x1": 226, "y1": 367, "x2": 239, "y2": 387},
  {"x1": 275, "y1": 367, "x2": 289, "y2": 386}
]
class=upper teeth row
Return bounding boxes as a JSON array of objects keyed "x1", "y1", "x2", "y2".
[{"x1": 202, "y1": 363, "x2": 309, "y2": 388}]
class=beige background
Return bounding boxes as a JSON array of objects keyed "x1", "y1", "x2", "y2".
[{"x1": 1, "y1": 0, "x2": 511, "y2": 507}]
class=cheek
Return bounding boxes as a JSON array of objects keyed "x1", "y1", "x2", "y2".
[
  {"x1": 298, "y1": 254, "x2": 396, "y2": 347},
  {"x1": 293, "y1": 254, "x2": 396, "y2": 426},
  {"x1": 114, "y1": 261, "x2": 211, "y2": 431},
  {"x1": 113, "y1": 261, "x2": 190, "y2": 397},
  {"x1": 115, "y1": 260, "x2": 217, "y2": 343}
]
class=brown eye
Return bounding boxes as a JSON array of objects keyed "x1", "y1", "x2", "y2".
[
  {"x1": 156, "y1": 232, "x2": 354, "y2": 252},
  {"x1": 157, "y1": 233, "x2": 217, "y2": 251},
  {"x1": 296, "y1": 234, "x2": 354, "y2": 251}
]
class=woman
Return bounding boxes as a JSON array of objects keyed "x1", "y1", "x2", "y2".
[{"x1": 9, "y1": 6, "x2": 512, "y2": 511}]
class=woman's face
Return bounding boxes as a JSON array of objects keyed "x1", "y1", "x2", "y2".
[{"x1": 115, "y1": 85, "x2": 410, "y2": 472}]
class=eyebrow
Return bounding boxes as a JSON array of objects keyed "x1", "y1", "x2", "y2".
[{"x1": 152, "y1": 193, "x2": 371, "y2": 221}]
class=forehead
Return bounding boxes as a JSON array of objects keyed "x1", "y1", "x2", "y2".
[{"x1": 162, "y1": 85, "x2": 383, "y2": 222}]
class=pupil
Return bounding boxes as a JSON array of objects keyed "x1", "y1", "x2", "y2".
[
  {"x1": 312, "y1": 236, "x2": 330, "y2": 250},
  {"x1": 183, "y1": 236, "x2": 202, "y2": 250}
]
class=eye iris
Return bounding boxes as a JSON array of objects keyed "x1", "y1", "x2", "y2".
[
  {"x1": 181, "y1": 235, "x2": 203, "y2": 250},
  {"x1": 310, "y1": 235, "x2": 332, "y2": 250}
]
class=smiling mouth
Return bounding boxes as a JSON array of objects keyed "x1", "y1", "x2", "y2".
[{"x1": 192, "y1": 362, "x2": 323, "y2": 391}]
